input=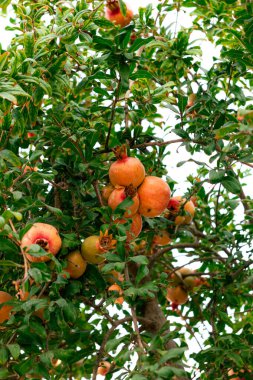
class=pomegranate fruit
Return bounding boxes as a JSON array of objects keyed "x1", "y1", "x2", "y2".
[
  {"x1": 109, "y1": 145, "x2": 145, "y2": 188},
  {"x1": 115, "y1": 212, "x2": 142, "y2": 241},
  {"x1": 97, "y1": 360, "x2": 111, "y2": 376},
  {"x1": 108, "y1": 185, "x2": 139, "y2": 218},
  {"x1": 27, "y1": 132, "x2": 36, "y2": 138},
  {"x1": 166, "y1": 286, "x2": 188, "y2": 306},
  {"x1": 170, "y1": 267, "x2": 197, "y2": 290},
  {"x1": 167, "y1": 196, "x2": 195, "y2": 225},
  {"x1": 21, "y1": 222, "x2": 62, "y2": 262},
  {"x1": 64, "y1": 250, "x2": 87, "y2": 279},
  {"x1": 81, "y1": 230, "x2": 116, "y2": 264},
  {"x1": 105, "y1": 0, "x2": 133, "y2": 28},
  {"x1": 228, "y1": 369, "x2": 251, "y2": 380},
  {"x1": 138, "y1": 176, "x2": 171, "y2": 217},
  {"x1": 0, "y1": 291, "x2": 13, "y2": 323},
  {"x1": 101, "y1": 183, "x2": 114, "y2": 203},
  {"x1": 152, "y1": 230, "x2": 171, "y2": 246}
]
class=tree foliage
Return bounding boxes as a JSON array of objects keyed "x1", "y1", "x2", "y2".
[{"x1": 0, "y1": 0, "x2": 253, "y2": 379}]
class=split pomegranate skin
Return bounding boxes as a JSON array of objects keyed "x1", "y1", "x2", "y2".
[{"x1": 21, "y1": 222, "x2": 62, "y2": 262}]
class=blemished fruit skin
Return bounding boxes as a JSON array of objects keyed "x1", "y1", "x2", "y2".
[
  {"x1": 138, "y1": 176, "x2": 171, "y2": 217},
  {"x1": 81, "y1": 236, "x2": 105, "y2": 264},
  {"x1": 108, "y1": 186, "x2": 139, "y2": 218},
  {"x1": 64, "y1": 250, "x2": 87, "y2": 279},
  {"x1": 21, "y1": 222, "x2": 62, "y2": 262},
  {"x1": 97, "y1": 360, "x2": 111, "y2": 376},
  {"x1": 166, "y1": 286, "x2": 188, "y2": 305},
  {"x1": 0, "y1": 291, "x2": 13, "y2": 323},
  {"x1": 109, "y1": 156, "x2": 145, "y2": 188},
  {"x1": 105, "y1": 2, "x2": 133, "y2": 28}
]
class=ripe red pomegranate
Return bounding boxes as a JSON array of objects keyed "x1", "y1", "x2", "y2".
[
  {"x1": 0, "y1": 291, "x2": 13, "y2": 323},
  {"x1": 138, "y1": 176, "x2": 171, "y2": 217},
  {"x1": 105, "y1": 0, "x2": 133, "y2": 28},
  {"x1": 166, "y1": 286, "x2": 188, "y2": 308},
  {"x1": 81, "y1": 230, "x2": 116, "y2": 264},
  {"x1": 21, "y1": 223, "x2": 62, "y2": 262},
  {"x1": 115, "y1": 213, "x2": 142, "y2": 241},
  {"x1": 170, "y1": 268, "x2": 197, "y2": 290},
  {"x1": 167, "y1": 195, "x2": 195, "y2": 225},
  {"x1": 97, "y1": 361, "x2": 111, "y2": 376},
  {"x1": 152, "y1": 230, "x2": 171, "y2": 246},
  {"x1": 109, "y1": 145, "x2": 145, "y2": 188},
  {"x1": 108, "y1": 185, "x2": 139, "y2": 218}
]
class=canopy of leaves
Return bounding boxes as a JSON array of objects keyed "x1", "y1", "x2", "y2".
[{"x1": 0, "y1": 0, "x2": 252, "y2": 379}]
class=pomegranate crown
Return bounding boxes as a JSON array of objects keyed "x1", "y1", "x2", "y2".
[
  {"x1": 106, "y1": 0, "x2": 120, "y2": 12},
  {"x1": 99, "y1": 230, "x2": 117, "y2": 251},
  {"x1": 112, "y1": 144, "x2": 128, "y2": 160}
]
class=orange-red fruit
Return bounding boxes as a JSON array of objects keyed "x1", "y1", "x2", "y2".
[
  {"x1": 166, "y1": 286, "x2": 188, "y2": 305},
  {"x1": 108, "y1": 185, "x2": 139, "y2": 218},
  {"x1": 138, "y1": 176, "x2": 171, "y2": 217},
  {"x1": 97, "y1": 360, "x2": 111, "y2": 376},
  {"x1": 116, "y1": 213, "x2": 142, "y2": 241},
  {"x1": 21, "y1": 223, "x2": 62, "y2": 262},
  {"x1": 0, "y1": 291, "x2": 13, "y2": 323},
  {"x1": 152, "y1": 230, "x2": 171, "y2": 246},
  {"x1": 170, "y1": 268, "x2": 196, "y2": 290},
  {"x1": 101, "y1": 184, "x2": 114, "y2": 202},
  {"x1": 64, "y1": 250, "x2": 87, "y2": 279},
  {"x1": 109, "y1": 147, "x2": 145, "y2": 188},
  {"x1": 105, "y1": 1, "x2": 133, "y2": 28},
  {"x1": 27, "y1": 132, "x2": 36, "y2": 138},
  {"x1": 228, "y1": 368, "x2": 251, "y2": 380},
  {"x1": 167, "y1": 196, "x2": 195, "y2": 225}
]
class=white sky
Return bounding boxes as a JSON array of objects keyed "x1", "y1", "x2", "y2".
[{"x1": 0, "y1": 2, "x2": 251, "y2": 379}]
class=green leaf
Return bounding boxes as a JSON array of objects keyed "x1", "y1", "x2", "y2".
[
  {"x1": 159, "y1": 347, "x2": 187, "y2": 363},
  {"x1": 130, "y1": 70, "x2": 154, "y2": 80},
  {"x1": 0, "y1": 347, "x2": 8, "y2": 365},
  {"x1": 118, "y1": 0, "x2": 127, "y2": 17},
  {"x1": 0, "y1": 149, "x2": 21, "y2": 166},
  {"x1": 0, "y1": 368, "x2": 10, "y2": 379},
  {"x1": 131, "y1": 375, "x2": 148, "y2": 380},
  {"x1": 136, "y1": 264, "x2": 149, "y2": 284},
  {"x1": 7, "y1": 344, "x2": 20, "y2": 360},
  {"x1": 128, "y1": 37, "x2": 154, "y2": 53},
  {"x1": 129, "y1": 255, "x2": 149, "y2": 265},
  {"x1": 209, "y1": 169, "x2": 226, "y2": 184},
  {"x1": 221, "y1": 176, "x2": 241, "y2": 194}
]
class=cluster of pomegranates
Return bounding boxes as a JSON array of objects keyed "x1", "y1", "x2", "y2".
[{"x1": 105, "y1": 0, "x2": 133, "y2": 28}]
